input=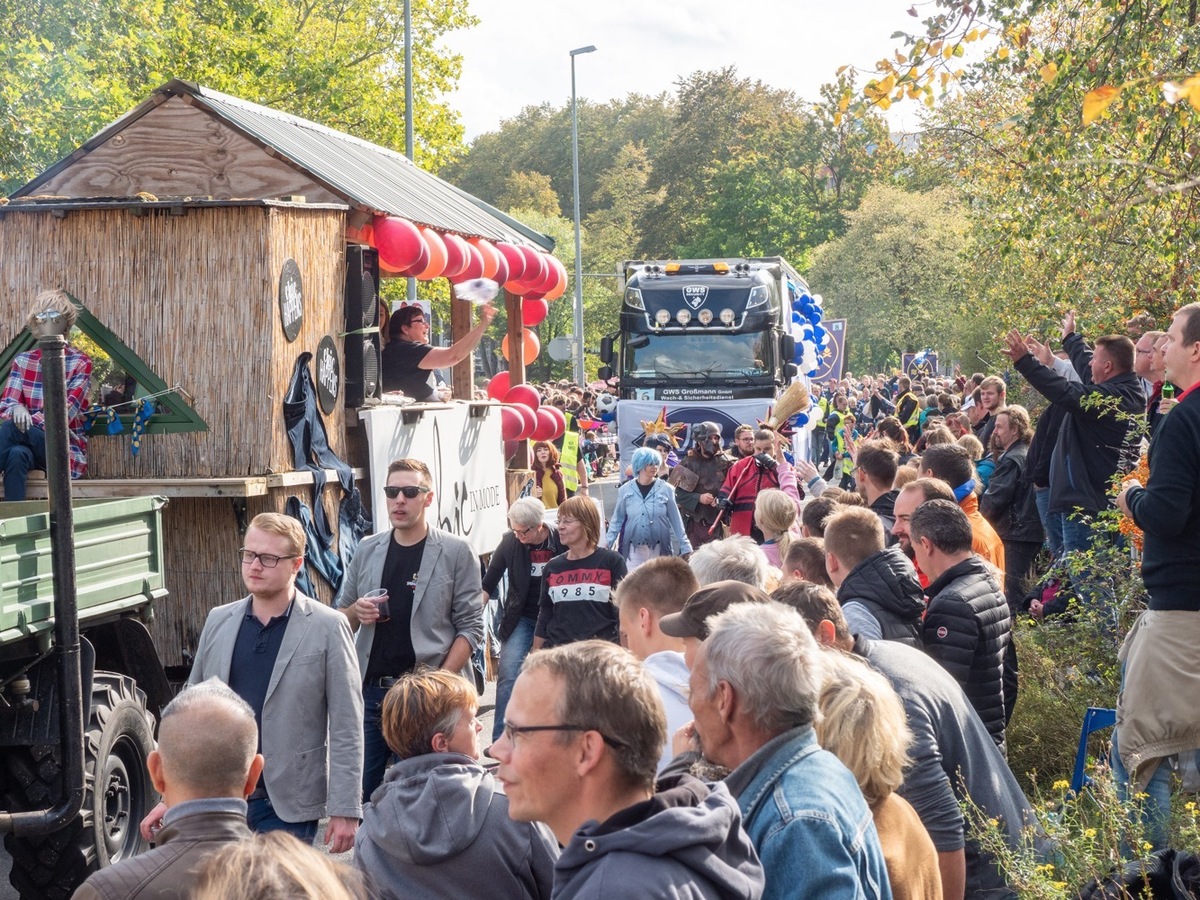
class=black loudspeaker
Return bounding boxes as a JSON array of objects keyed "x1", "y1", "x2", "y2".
[{"x1": 344, "y1": 245, "x2": 382, "y2": 407}]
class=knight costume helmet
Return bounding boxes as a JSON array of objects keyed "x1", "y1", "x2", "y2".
[{"x1": 691, "y1": 421, "x2": 723, "y2": 455}]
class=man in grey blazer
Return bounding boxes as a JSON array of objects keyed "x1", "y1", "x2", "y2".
[
  {"x1": 337, "y1": 457, "x2": 484, "y2": 798},
  {"x1": 145, "y1": 512, "x2": 364, "y2": 853}
]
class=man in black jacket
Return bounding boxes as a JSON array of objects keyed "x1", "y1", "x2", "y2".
[
  {"x1": 824, "y1": 506, "x2": 924, "y2": 646},
  {"x1": 481, "y1": 496, "x2": 565, "y2": 741},
  {"x1": 1114, "y1": 302, "x2": 1200, "y2": 849},
  {"x1": 854, "y1": 439, "x2": 900, "y2": 543},
  {"x1": 911, "y1": 500, "x2": 1011, "y2": 753},
  {"x1": 1002, "y1": 311, "x2": 1144, "y2": 556}
]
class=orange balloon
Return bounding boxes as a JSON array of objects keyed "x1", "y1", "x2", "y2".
[
  {"x1": 470, "y1": 238, "x2": 502, "y2": 280},
  {"x1": 378, "y1": 253, "x2": 406, "y2": 274},
  {"x1": 417, "y1": 227, "x2": 448, "y2": 280},
  {"x1": 501, "y1": 328, "x2": 541, "y2": 363},
  {"x1": 545, "y1": 258, "x2": 568, "y2": 301}
]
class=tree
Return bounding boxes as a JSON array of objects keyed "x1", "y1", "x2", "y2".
[
  {"x1": 0, "y1": 0, "x2": 474, "y2": 193},
  {"x1": 806, "y1": 184, "x2": 974, "y2": 372},
  {"x1": 496, "y1": 172, "x2": 561, "y2": 218}
]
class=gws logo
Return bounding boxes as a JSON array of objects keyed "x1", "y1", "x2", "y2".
[{"x1": 683, "y1": 285, "x2": 709, "y2": 309}]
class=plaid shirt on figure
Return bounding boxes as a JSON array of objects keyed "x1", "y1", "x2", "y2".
[{"x1": 0, "y1": 347, "x2": 93, "y2": 478}]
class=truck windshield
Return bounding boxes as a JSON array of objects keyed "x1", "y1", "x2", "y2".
[{"x1": 623, "y1": 332, "x2": 773, "y2": 380}]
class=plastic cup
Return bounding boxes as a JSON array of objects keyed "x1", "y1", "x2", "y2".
[{"x1": 363, "y1": 588, "x2": 390, "y2": 623}]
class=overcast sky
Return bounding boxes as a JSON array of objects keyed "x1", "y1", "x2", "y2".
[{"x1": 443, "y1": 0, "x2": 926, "y2": 141}]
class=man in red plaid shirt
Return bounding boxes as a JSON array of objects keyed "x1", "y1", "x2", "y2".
[{"x1": 0, "y1": 290, "x2": 92, "y2": 500}]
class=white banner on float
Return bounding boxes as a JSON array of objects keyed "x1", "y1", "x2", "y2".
[
  {"x1": 615, "y1": 399, "x2": 774, "y2": 466},
  {"x1": 359, "y1": 403, "x2": 507, "y2": 555}
]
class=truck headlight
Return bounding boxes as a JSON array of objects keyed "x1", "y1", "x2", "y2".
[
  {"x1": 747, "y1": 285, "x2": 769, "y2": 308},
  {"x1": 625, "y1": 288, "x2": 645, "y2": 310},
  {"x1": 720, "y1": 308, "x2": 735, "y2": 324},
  {"x1": 676, "y1": 310, "x2": 692, "y2": 325},
  {"x1": 655, "y1": 309, "x2": 671, "y2": 326},
  {"x1": 697, "y1": 309, "x2": 714, "y2": 325}
]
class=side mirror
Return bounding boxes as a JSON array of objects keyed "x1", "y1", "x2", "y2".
[
  {"x1": 599, "y1": 336, "x2": 613, "y2": 364},
  {"x1": 783, "y1": 363, "x2": 798, "y2": 380},
  {"x1": 598, "y1": 365, "x2": 613, "y2": 381},
  {"x1": 780, "y1": 333, "x2": 796, "y2": 361}
]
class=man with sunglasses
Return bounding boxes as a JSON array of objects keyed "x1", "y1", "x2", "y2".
[
  {"x1": 163, "y1": 513, "x2": 363, "y2": 852},
  {"x1": 337, "y1": 457, "x2": 483, "y2": 798},
  {"x1": 491, "y1": 641, "x2": 764, "y2": 898}
]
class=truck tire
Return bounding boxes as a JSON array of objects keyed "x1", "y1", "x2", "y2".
[{"x1": 4, "y1": 673, "x2": 158, "y2": 899}]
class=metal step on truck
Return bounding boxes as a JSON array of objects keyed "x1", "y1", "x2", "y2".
[{"x1": 0, "y1": 492, "x2": 170, "y2": 898}]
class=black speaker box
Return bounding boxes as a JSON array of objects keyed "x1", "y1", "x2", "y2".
[{"x1": 344, "y1": 244, "x2": 382, "y2": 407}]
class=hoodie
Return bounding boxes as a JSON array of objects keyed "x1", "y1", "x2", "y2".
[
  {"x1": 553, "y1": 775, "x2": 764, "y2": 899},
  {"x1": 354, "y1": 753, "x2": 558, "y2": 900},
  {"x1": 642, "y1": 650, "x2": 693, "y2": 773},
  {"x1": 837, "y1": 546, "x2": 926, "y2": 647}
]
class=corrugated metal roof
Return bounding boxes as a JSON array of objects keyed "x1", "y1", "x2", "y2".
[{"x1": 12, "y1": 80, "x2": 554, "y2": 251}]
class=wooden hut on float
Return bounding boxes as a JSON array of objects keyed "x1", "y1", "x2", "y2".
[{"x1": 0, "y1": 80, "x2": 562, "y2": 670}]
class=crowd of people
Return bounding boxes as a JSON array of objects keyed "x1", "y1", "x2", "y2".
[{"x1": 71, "y1": 302, "x2": 1200, "y2": 900}]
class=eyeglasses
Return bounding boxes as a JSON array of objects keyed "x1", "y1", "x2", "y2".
[
  {"x1": 384, "y1": 485, "x2": 431, "y2": 499},
  {"x1": 512, "y1": 525, "x2": 535, "y2": 537},
  {"x1": 557, "y1": 517, "x2": 578, "y2": 526},
  {"x1": 238, "y1": 549, "x2": 298, "y2": 568},
  {"x1": 502, "y1": 722, "x2": 626, "y2": 749}
]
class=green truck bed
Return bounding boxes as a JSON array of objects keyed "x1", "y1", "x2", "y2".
[{"x1": 0, "y1": 496, "x2": 168, "y2": 656}]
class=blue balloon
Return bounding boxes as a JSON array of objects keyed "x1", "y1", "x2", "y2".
[
  {"x1": 793, "y1": 298, "x2": 807, "y2": 312},
  {"x1": 806, "y1": 367, "x2": 819, "y2": 377},
  {"x1": 811, "y1": 308, "x2": 823, "y2": 323},
  {"x1": 814, "y1": 325, "x2": 827, "y2": 342},
  {"x1": 795, "y1": 412, "x2": 809, "y2": 426},
  {"x1": 599, "y1": 411, "x2": 615, "y2": 423},
  {"x1": 792, "y1": 311, "x2": 803, "y2": 324}
]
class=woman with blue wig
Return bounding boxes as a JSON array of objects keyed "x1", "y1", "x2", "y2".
[{"x1": 605, "y1": 446, "x2": 692, "y2": 569}]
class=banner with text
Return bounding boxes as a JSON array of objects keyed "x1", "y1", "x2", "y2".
[
  {"x1": 359, "y1": 403, "x2": 507, "y2": 555},
  {"x1": 615, "y1": 399, "x2": 773, "y2": 468}
]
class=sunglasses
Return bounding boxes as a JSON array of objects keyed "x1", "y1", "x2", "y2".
[{"x1": 384, "y1": 485, "x2": 431, "y2": 500}]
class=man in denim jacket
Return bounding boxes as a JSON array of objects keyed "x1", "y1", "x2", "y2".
[{"x1": 688, "y1": 602, "x2": 892, "y2": 900}]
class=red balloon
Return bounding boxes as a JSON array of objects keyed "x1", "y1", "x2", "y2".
[
  {"x1": 545, "y1": 258, "x2": 568, "y2": 301},
  {"x1": 514, "y1": 404, "x2": 538, "y2": 440},
  {"x1": 504, "y1": 384, "x2": 541, "y2": 410},
  {"x1": 450, "y1": 243, "x2": 485, "y2": 284},
  {"x1": 518, "y1": 247, "x2": 548, "y2": 290},
  {"x1": 373, "y1": 216, "x2": 425, "y2": 271},
  {"x1": 500, "y1": 405, "x2": 525, "y2": 442},
  {"x1": 523, "y1": 291, "x2": 547, "y2": 302},
  {"x1": 397, "y1": 240, "x2": 430, "y2": 277},
  {"x1": 542, "y1": 405, "x2": 567, "y2": 440},
  {"x1": 471, "y1": 238, "x2": 502, "y2": 280},
  {"x1": 492, "y1": 253, "x2": 511, "y2": 287},
  {"x1": 442, "y1": 233, "x2": 469, "y2": 279},
  {"x1": 521, "y1": 298, "x2": 549, "y2": 327},
  {"x1": 418, "y1": 227, "x2": 448, "y2": 280},
  {"x1": 495, "y1": 242, "x2": 527, "y2": 283},
  {"x1": 486, "y1": 371, "x2": 511, "y2": 401},
  {"x1": 532, "y1": 254, "x2": 560, "y2": 294},
  {"x1": 531, "y1": 407, "x2": 559, "y2": 442}
]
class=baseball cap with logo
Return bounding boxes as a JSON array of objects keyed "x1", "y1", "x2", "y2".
[{"x1": 659, "y1": 580, "x2": 772, "y2": 640}]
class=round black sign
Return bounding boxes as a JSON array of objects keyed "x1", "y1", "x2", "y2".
[
  {"x1": 279, "y1": 258, "x2": 304, "y2": 342},
  {"x1": 315, "y1": 335, "x2": 340, "y2": 415}
]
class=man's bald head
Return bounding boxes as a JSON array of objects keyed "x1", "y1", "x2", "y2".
[{"x1": 158, "y1": 679, "x2": 259, "y2": 796}]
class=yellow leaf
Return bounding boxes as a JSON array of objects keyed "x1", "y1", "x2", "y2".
[
  {"x1": 996, "y1": 46, "x2": 1010, "y2": 60},
  {"x1": 965, "y1": 28, "x2": 979, "y2": 41},
  {"x1": 836, "y1": 64, "x2": 849, "y2": 76},
  {"x1": 878, "y1": 73, "x2": 897, "y2": 94},
  {"x1": 838, "y1": 93, "x2": 851, "y2": 112},
  {"x1": 1040, "y1": 62, "x2": 1058, "y2": 84},
  {"x1": 943, "y1": 45, "x2": 954, "y2": 59},
  {"x1": 876, "y1": 96, "x2": 892, "y2": 111},
  {"x1": 929, "y1": 40, "x2": 943, "y2": 55},
  {"x1": 895, "y1": 50, "x2": 908, "y2": 64},
  {"x1": 1082, "y1": 85, "x2": 1122, "y2": 124},
  {"x1": 924, "y1": 93, "x2": 936, "y2": 108}
]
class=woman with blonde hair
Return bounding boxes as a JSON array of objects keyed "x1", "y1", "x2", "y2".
[
  {"x1": 817, "y1": 653, "x2": 942, "y2": 900},
  {"x1": 353, "y1": 669, "x2": 556, "y2": 899},
  {"x1": 754, "y1": 488, "x2": 800, "y2": 569},
  {"x1": 191, "y1": 831, "x2": 364, "y2": 900}
]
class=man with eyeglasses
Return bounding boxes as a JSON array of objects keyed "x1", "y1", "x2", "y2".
[
  {"x1": 382, "y1": 303, "x2": 495, "y2": 401},
  {"x1": 164, "y1": 512, "x2": 363, "y2": 851},
  {"x1": 491, "y1": 641, "x2": 764, "y2": 898},
  {"x1": 337, "y1": 457, "x2": 483, "y2": 798}
]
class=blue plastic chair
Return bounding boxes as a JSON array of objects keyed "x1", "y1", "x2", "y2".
[{"x1": 1071, "y1": 706, "x2": 1117, "y2": 793}]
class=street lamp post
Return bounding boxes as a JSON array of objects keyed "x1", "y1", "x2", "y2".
[{"x1": 570, "y1": 44, "x2": 596, "y2": 386}]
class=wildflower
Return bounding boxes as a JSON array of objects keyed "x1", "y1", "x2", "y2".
[
  {"x1": 1051, "y1": 780, "x2": 1069, "y2": 792},
  {"x1": 1084, "y1": 828, "x2": 1097, "y2": 839}
]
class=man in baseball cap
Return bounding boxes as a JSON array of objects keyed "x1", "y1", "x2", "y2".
[{"x1": 660, "y1": 580, "x2": 771, "y2": 669}]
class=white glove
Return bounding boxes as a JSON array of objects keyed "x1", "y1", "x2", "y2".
[{"x1": 11, "y1": 404, "x2": 32, "y2": 433}]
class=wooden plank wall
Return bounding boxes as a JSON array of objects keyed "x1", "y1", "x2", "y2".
[{"x1": 29, "y1": 97, "x2": 342, "y2": 203}]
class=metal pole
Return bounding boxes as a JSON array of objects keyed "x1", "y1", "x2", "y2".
[
  {"x1": 405, "y1": 0, "x2": 417, "y2": 308},
  {"x1": 3, "y1": 328, "x2": 85, "y2": 836},
  {"x1": 570, "y1": 45, "x2": 596, "y2": 386}
]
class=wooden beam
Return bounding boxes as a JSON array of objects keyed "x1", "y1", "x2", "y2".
[{"x1": 450, "y1": 280, "x2": 473, "y2": 400}]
